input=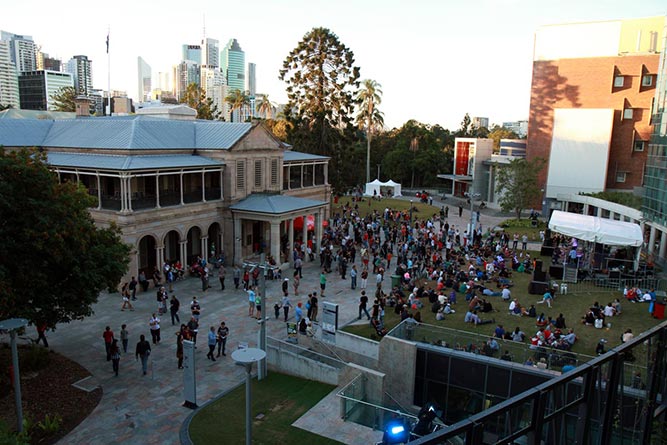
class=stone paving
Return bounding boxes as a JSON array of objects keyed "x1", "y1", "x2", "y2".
[{"x1": 12, "y1": 203, "x2": 519, "y2": 445}]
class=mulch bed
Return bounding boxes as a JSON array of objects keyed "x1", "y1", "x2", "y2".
[{"x1": 0, "y1": 344, "x2": 102, "y2": 444}]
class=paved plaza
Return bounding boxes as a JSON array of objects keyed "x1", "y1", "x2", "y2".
[{"x1": 34, "y1": 203, "x2": 513, "y2": 445}]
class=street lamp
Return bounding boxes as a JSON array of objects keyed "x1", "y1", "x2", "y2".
[
  {"x1": 0, "y1": 318, "x2": 28, "y2": 433},
  {"x1": 467, "y1": 191, "x2": 481, "y2": 239},
  {"x1": 232, "y1": 347, "x2": 267, "y2": 445}
]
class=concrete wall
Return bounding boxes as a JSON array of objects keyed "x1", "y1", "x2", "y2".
[
  {"x1": 267, "y1": 343, "x2": 340, "y2": 385},
  {"x1": 335, "y1": 330, "x2": 380, "y2": 362},
  {"x1": 377, "y1": 335, "x2": 417, "y2": 411}
]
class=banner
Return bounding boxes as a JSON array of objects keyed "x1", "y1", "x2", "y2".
[
  {"x1": 321, "y1": 302, "x2": 338, "y2": 344},
  {"x1": 182, "y1": 339, "x2": 197, "y2": 408},
  {"x1": 286, "y1": 322, "x2": 298, "y2": 344}
]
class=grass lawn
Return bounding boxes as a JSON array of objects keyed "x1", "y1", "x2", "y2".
[
  {"x1": 189, "y1": 373, "x2": 343, "y2": 445},
  {"x1": 343, "y1": 252, "x2": 664, "y2": 358}
]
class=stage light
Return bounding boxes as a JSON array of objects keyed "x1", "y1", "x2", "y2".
[{"x1": 382, "y1": 419, "x2": 410, "y2": 444}]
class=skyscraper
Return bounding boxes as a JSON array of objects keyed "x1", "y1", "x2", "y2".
[
  {"x1": 137, "y1": 57, "x2": 151, "y2": 102},
  {"x1": 221, "y1": 39, "x2": 245, "y2": 93},
  {"x1": 0, "y1": 40, "x2": 19, "y2": 108},
  {"x1": 202, "y1": 38, "x2": 219, "y2": 68},
  {"x1": 247, "y1": 62, "x2": 256, "y2": 96},
  {"x1": 66, "y1": 55, "x2": 93, "y2": 96},
  {"x1": 37, "y1": 51, "x2": 61, "y2": 72},
  {"x1": 173, "y1": 60, "x2": 200, "y2": 100},
  {"x1": 18, "y1": 70, "x2": 73, "y2": 110},
  {"x1": 182, "y1": 44, "x2": 201, "y2": 64},
  {"x1": 0, "y1": 31, "x2": 37, "y2": 73}
]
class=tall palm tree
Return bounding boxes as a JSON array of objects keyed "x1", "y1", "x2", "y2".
[
  {"x1": 356, "y1": 79, "x2": 384, "y2": 183},
  {"x1": 225, "y1": 89, "x2": 249, "y2": 122},
  {"x1": 257, "y1": 94, "x2": 275, "y2": 119}
]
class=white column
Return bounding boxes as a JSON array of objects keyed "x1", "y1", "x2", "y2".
[
  {"x1": 127, "y1": 177, "x2": 133, "y2": 212},
  {"x1": 287, "y1": 219, "x2": 294, "y2": 266},
  {"x1": 302, "y1": 214, "x2": 308, "y2": 245},
  {"x1": 649, "y1": 226, "x2": 657, "y2": 254},
  {"x1": 180, "y1": 240, "x2": 187, "y2": 264},
  {"x1": 201, "y1": 171, "x2": 206, "y2": 202},
  {"x1": 608, "y1": 211, "x2": 614, "y2": 220},
  {"x1": 201, "y1": 236, "x2": 209, "y2": 262},
  {"x1": 596, "y1": 207, "x2": 602, "y2": 217},
  {"x1": 270, "y1": 221, "x2": 281, "y2": 263},
  {"x1": 659, "y1": 231, "x2": 667, "y2": 262},
  {"x1": 180, "y1": 171, "x2": 184, "y2": 205},
  {"x1": 119, "y1": 176, "x2": 126, "y2": 211},
  {"x1": 234, "y1": 217, "x2": 242, "y2": 265},
  {"x1": 156, "y1": 175, "x2": 161, "y2": 208},
  {"x1": 96, "y1": 174, "x2": 101, "y2": 210},
  {"x1": 157, "y1": 245, "x2": 164, "y2": 270},
  {"x1": 583, "y1": 204, "x2": 589, "y2": 215}
]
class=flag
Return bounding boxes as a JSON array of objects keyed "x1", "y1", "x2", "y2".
[{"x1": 106, "y1": 33, "x2": 109, "y2": 54}]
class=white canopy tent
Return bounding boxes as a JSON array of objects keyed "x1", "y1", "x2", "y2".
[
  {"x1": 548, "y1": 210, "x2": 642, "y2": 246},
  {"x1": 364, "y1": 179, "x2": 402, "y2": 198}
]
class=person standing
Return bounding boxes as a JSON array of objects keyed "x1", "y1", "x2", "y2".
[
  {"x1": 110, "y1": 339, "x2": 121, "y2": 376},
  {"x1": 281, "y1": 295, "x2": 292, "y2": 322},
  {"x1": 522, "y1": 234, "x2": 528, "y2": 251},
  {"x1": 294, "y1": 256, "x2": 303, "y2": 279},
  {"x1": 121, "y1": 283, "x2": 134, "y2": 311},
  {"x1": 36, "y1": 322, "x2": 48, "y2": 348},
  {"x1": 176, "y1": 330, "x2": 184, "y2": 369},
  {"x1": 350, "y1": 265, "x2": 358, "y2": 290},
  {"x1": 149, "y1": 313, "x2": 161, "y2": 344},
  {"x1": 129, "y1": 276, "x2": 138, "y2": 300},
  {"x1": 170, "y1": 295, "x2": 181, "y2": 325},
  {"x1": 187, "y1": 316, "x2": 199, "y2": 345},
  {"x1": 233, "y1": 265, "x2": 241, "y2": 289},
  {"x1": 282, "y1": 278, "x2": 289, "y2": 296},
  {"x1": 217, "y1": 322, "x2": 229, "y2": 357},
  {"x1": 458, "y1": 205, "x2": 463, "y2": 218},
  {"x1": 360, "y1": 269, "x2": 368, "y2": 290},
  {"x1": 206, "y1": 326, "x2": 217, "y2": 361},
  {"x1": 310, "y1": 293, "x2": 319, "y2": 323},
  {"x1": 103, "y1": 326, "x2": 114, "y2": 361},
  {"x1": 293, "y1": 271, "x2": 301, "y2": 296},
  {"x1": 135, "y1": 334, "x2": 151, "y2": 376},
  {"x1": 295, "y1": 302, "x2": 304, "y2": 324},
  {"x1": 218, "y1": 265, "x2": 226, "y2": 291},
  {"x1": 445, "y1": 206, "x2": 449, "y2": 218},
  {"x1": 191, "y1": 296, "x2": 201, "y2": 321},
  {"x1": 255, "y1": 291, "x2": 262, "y2": 320},
  {"x1": 120, "y1": 324, "x2": 129, "y2": 353},
  {"x1": 359, "y1": 291, "x2": 371, "y2": 320},
  {"x1": 201, "y1": 266, "x2": 210, "y2": 292},
  {"x1": 247, "y1": 287, "x2": 256, "y2": 317},
  {"x1": 320, "y1": 270, "x2": 327, "y2": 297},
  {"x1": 139, "y1": 271, "x2": 149, "y2": 292}
]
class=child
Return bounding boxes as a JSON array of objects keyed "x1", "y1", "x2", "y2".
[{"x1": 274, "y1": 303, "x2": 281, "y2": 319}]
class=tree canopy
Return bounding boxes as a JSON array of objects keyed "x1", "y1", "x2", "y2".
[
  {"x1": 50, "y1": 86, "x2": 77, "y2": 112},
  {"x1": 180, "y1": 83, "x2": 221, "y2": 120},
  {"x1": 279, "y1": 27, "x2": 360, "y2": 191},
  {"x1": 0, "y1": 149, "x2": 131, "y2": 328},
  {"x1": 488, "y1": 125, "x2": 520, "y2": 150},
  {"x1": 495, "y1": 157, "x2": 546, "y2": 219}
]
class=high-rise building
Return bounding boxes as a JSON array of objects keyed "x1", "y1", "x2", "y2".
[
  {"x1": 247, "y1": 62, "x2": 256, "y2": 96},
  {"x1": 66, "y1": 55, "x2": 93, "y2": 96},
  {"x1": 502, "y1": 120, "x2": 528, "y2": 138},
  {"x1": 37, "y1": 51, "x2": 61, "y2": 72},
  {"x1": 472, "y1": 116, "x2": 489, "y2": 129},
  {"x1": 0, "y1": 40, "x2": 19, "y2": 108},
  {"x1": 221, "y1": 39, "x2": 245, "y2": 93},
  {"x1": 18, "y1": 70, "x2": 73, "y2": 110},
  {"x1": 202, "y1": 38, "x2": 219, "y2": 68},
  {"x1": 0, "y1": 31, "x2": 37, "y2": 73},
  {"x1": 182, "y1": 44, "x2": 201, "y2": 64},
  {"x1": 137, "y1": 57, "x2": 151, "y2": 103},
  {"x1": 157, "y1": 71, "x2": 171, "y2": 92},
  {"x1": 173, "y1": 60, "x2": 200, "y2": 100},
  {"x1": 201, "y1": 66, "x2": 226, "y2": 116},
  {"x1": 527, "y1": 16, "x2": 665, "y2": 203}
]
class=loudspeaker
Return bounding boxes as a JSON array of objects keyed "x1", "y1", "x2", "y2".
[
  {"x1": 528, "y1": 281, "x2": 549, "y2": 295},
  {"x1": 549, "y1": 265, "x2": 564, "y2": 280},
  {"x1": 533, "y1": 270, "x2": 547, "y2": 282},
  {"x1": 534, "y1": 259, "x2": 543, "y2": 272},
  {"x1": 540, "y1": 245, "x2": 554, "y2": 256}
]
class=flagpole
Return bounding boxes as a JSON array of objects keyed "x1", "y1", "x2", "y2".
[{"x1": 107, "y1": 26, "x2": 111, "y2": 116}]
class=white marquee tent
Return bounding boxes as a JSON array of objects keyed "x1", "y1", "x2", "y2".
[
  {"x1": 548, "y1": 210, "x2": 642, "y2": 246},
  {"x1": 364, "y1": 179, "x2": 402, "y2": 197}
]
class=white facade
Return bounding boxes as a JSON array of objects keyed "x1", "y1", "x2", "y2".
[
  {"x1": 44, "y1": 70, "x2": 73, "y2": 110},
  {"x1": 137, "y1": 57, "x2": 151, "y2": 103},
  {"x1": 0, "y1": 31, "x2": 37, "y2": 73},
  {"x1": 0, "y1": 40, "x2": 19, "y2": 108},
  {"x1": 201, "y1": 66, "x2": 226, "y2": 116}
]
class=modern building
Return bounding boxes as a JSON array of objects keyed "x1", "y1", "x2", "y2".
[
  {"x1": 66, "y1": 55, "x2": 93, "y2": 96},
  {"x1": 442, "y1": 137, "x2": 493, "y2": 198},
  {"x1": 472, "y1": 116, "x2": 489, "y2": 129},
  {"x1": 0, "y1": 105, "x2": 330, "y2": 284},
  {"x1": 37, "y1": 51, "x2": 61, "y2": 72},
  {"x1": 527, "y1": 16, "x2": 665, "y2": 206},
  {"x1": 247, "y1": 62, "x2": 256, "y2": 96},
  {"x1": 173, "y1": 60, "x2": 200, "y2": 100},
  {"x1": 201, "y1": 66, "x2": 226, "y2": 116},
  {"x1": 0, "y1": 31, "x2": 37, "y2": 73},
  {"x1": 181, "y1": 44, "x2": 201, "y2": 65},
  {"x1": 0, "y1": 40, "x2": 19, "y2": 108},
  {"x1": 202, "y1": 38, "x2": 219, "y2": 68},
  {"x1": 137, "y1": 57, "x2": 151, "y2": 103},
  {"x1": 221, "y1": 38, "x2": 245, "y2": 93},
  {"x1": 17, "y1": 70, "x2": 73, "y2": 110},
  {"x1": 502, "y1": 120, "x2": 528, "y2": 137}
]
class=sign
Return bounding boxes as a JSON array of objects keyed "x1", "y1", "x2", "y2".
[
  {"x1": 286, "y1": 322, "x2": 298, "y2": 344},
  {"x1": 321, "y1": 302, "x2": 339, "y2": 344},
  {"x1": 182, "y1": 340, "x2": 197, "y2": 409}
]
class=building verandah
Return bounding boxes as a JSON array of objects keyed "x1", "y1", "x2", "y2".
[{"x1": 229, "y1": 194, "x2": 328, "y2": 266}]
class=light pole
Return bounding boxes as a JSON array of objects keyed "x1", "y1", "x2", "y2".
[
  {"x1": 243, "y1": 253, "x2": 268, "y2": 380},
  {"x1": 467, "y1": 191, "x2": 481, "y2": 239},
  {"x1": 0, "y1": 318, "x2": 28, "y2": 433},
  {"x1": 232, "y1": 347, "x2": 267, "y2": 445}
]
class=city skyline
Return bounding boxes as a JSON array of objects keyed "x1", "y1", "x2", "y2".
[{"x1": 1, "y1": 0, "x2": 666, "y2": 129}]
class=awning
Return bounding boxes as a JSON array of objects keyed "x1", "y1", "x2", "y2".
[
  {"x1": 230, "y1": 194, "x2": 326, "y2": 216},
  {"x1": 548, "y1": 210, "x2": 643, "y2": 247}
]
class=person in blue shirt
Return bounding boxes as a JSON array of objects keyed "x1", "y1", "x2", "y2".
[{"x1": 206, "y1": 326, "x2": 217, "y2": 361}]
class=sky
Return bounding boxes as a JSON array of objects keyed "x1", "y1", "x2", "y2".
[{"x1": 2, "y1": 0, "x2": 665, "y2": 130}]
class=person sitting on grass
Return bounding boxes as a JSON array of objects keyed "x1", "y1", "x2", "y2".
[
  {"x1": 536, "y1": 313, "x2": 547, "y2": 327},
  {"x1": 470, "y1": 310, "x2": 494, "y2": 325}
]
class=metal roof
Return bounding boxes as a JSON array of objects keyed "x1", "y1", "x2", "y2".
[
  {"x1": 0, "y1": 109, "x2": 76, "y2": 120},
  {"x1": 0, "y1": 116, "x2": 252, "y2": 150},
  {"x1": 230, "y1": 194, "x2": 326, "y2": 215},
  {"x1": 283, "y1": 151, "x2": 329, "y2": 162},
  {"x1": 47, "y1": 152, "x2": 224, "y2": 171}
]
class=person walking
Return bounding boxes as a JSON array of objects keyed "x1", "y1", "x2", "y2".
[
  {"x1": 350, "y1": 265, "x2": 358, "y2": 290},
  {"x1": 36, "y1": 322, "x2": 49, "y2": 348},
  {"x1": 110, "y1": 339, "x2": 121, "y2": 376},
  {"x1": 135, "y1": 334, "x2": 151, "y2": 376},
  {"x1": 282, "y1": 278, "x2": 289, "y2": 296},
  {"x1": 247, "y1": 287, "x2": 256, "y2": 317},
  {"x1": 360, "y1": 268, "x2": 368, "y2": 290},
  {"x1": 458, "y1": 205, "x2": 463, "y2": 218},
  {"x1": 310, "y1": 293, "x2": 319, "y2": 322},
  {"x1": 187, "y1": 316, "x2": 199, "y2": 345},
  {"x1": 121, "y1": 283, "x2": 134, "y2": 311},
  {"x1": 103, "y1": 326, "x2": 114, "y2": 361},
  {"x1": 206, "y1": 326, "x2": 217, "y2": 361},
  {"x1": 149, "y1": 313, "x2": 161, "y2": 345},
  {"x1": 281, "y1": 295, "x2": 292, "y2": 322},
  {"x1": 233, "y1": 265, "x2": 241, "y2": 289},
  {"x1": 191, "y1": 296, "x2": 201, "y2": 321},
  {"x1": 359, "y1": 291, "x2": 371, "y2": 320},
  {"x1": 293, "y1": 271, "x2": 300, "y2": 296},
  {"x1": 170, "y1": 295, "x2": 181, "y2": 325},
  {"x1": 120, "y1": 324, "x2": 129, "y2": 353},
  {"x1": 216, "y1": 322, "x2": 229, "y2": 357},
  {"x1": 320, "y1": 270, "x2": 327, "y2": 297},
  {"x1": 176, "y1": 330, "x2": 184, "y2": 369},
  {"x1": 255, "y1": 291, "x2": 262, "y2": 320},
  {"x1": 218, "y1": 264, "x2": 226, "y2": 291},
  {"x1": 294, "y1": 256, "x2": 303, "y2": 279}
]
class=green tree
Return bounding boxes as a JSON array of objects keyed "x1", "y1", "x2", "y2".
[
  {"x1": 495, "y1": 157, "x2": 546, "y2": 219},
  {"x1": 0, "y1": 148, "x2": 131, "y2": 328},
  {"x1": 488, "y1": 125, "x2": 519, "y2": 150},
  {"x1": 279, "y1": 27, "x2": 360, "y2": 191},
  {"x1": 225, "y1": 89, "x2": 250, "y2": 122},
  {"x1": 50, "y1": 86, "x2": 77, "y2": 112},
  {"x1": 456, "y1": 113, "x2": 473, "y2": 137},
  {"x1": 181, "y1": 83, "x2": 220, "y2": 120},
  {"x1": 356, "y1": 79, "x2": 384, "y2": 182}
]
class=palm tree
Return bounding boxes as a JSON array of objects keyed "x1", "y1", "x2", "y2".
[
  {"x1": 225, "y1": 89, "x2": 249, "y2": 122},
  {"x1": 356, "y1": 79, "x2": 384, "y2": 183},
  {"x1": 257, "y1": 94, "x2": 275, "y2": 119}
]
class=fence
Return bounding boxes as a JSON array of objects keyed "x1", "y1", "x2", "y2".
[{"x1": 561, "y1": 271, "x2": 663, "y2": 295}]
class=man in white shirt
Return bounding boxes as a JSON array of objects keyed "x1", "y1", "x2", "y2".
[{"x1": 501, "y1": 286, "x2": 511, "y2": 301}]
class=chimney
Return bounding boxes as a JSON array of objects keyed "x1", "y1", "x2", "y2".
[{"x1": 75, "y1": 96, "x2": 90, "y2": 117}]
